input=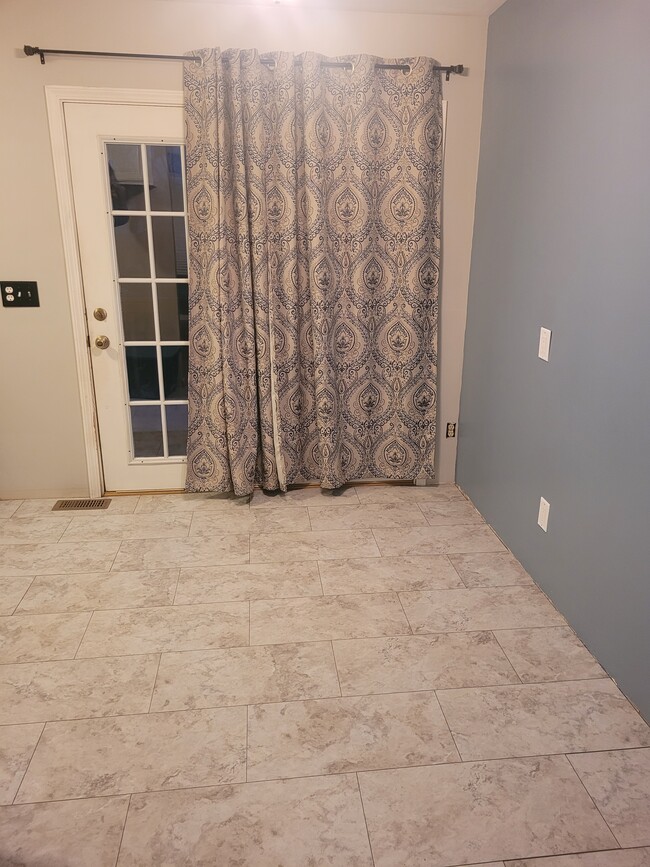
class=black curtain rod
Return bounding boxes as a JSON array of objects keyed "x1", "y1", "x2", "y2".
[{"x1": 23, "y1": 45, "x2": 464, "y2": 80}]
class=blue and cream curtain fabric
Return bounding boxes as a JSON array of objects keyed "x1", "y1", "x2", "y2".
[{"x1": 183, "y1": 48, "x2": 442, "y2": 495}]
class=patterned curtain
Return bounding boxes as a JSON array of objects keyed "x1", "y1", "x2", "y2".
[{"x1": 184, "y1": 48, "x2": 442, "y2": 495}]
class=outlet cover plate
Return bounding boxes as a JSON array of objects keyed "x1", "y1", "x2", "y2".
[{"x1": 538, "y1": 496, "x2": 550, "y2": 532}]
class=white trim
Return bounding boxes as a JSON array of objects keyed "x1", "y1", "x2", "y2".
[{"x1": 45, "y1": 86, "x2": 183, "y2": 496}]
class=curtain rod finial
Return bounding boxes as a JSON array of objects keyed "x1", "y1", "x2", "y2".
[{"x1": 24, "y1": 44, "x2": 45, "y2": 63}]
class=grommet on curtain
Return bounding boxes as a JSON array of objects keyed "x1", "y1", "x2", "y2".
[
  {"x1": 402, "y1": 63, "x2": 412, "y2": 76},
  {"x1": 347, "y1": 61, "x2": 356, "y2": 74}
]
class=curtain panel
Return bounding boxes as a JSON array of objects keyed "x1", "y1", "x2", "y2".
[{"x1": 183, "y1": 48, "x2": 442, "y2": 496}]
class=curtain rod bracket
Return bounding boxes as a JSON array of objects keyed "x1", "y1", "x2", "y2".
[{"x1": 24, "y1": 45, "x2": 45, "y2": 64}]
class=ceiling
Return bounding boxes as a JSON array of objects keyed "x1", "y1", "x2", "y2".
[{"x1": 157, "y1": 0, "x2": 510, "y2": 16}]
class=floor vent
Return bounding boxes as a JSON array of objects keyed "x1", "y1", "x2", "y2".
[{"x1": 52, "y1": 498, "x2": 111, "y2": 511}]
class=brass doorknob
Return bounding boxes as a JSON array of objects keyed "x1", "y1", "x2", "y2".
[
  {"x1": 93, "y1": 308, "x2": 108, "y2": 321},
  {"x1": 95, "y1": 335, "x2": 110, "y2": 350}
]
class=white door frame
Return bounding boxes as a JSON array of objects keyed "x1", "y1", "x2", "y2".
[{"x1": 46, "y1": 86, "x2": 183, "y2": 497}]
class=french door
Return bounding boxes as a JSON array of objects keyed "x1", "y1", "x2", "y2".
[{"x1": 65, "y1": 102, "x2": 188, "y2": 492}]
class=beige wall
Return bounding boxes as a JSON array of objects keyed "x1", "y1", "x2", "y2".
[{"x1": 0, "y1": 0, "x2": 487, "y2": 497}]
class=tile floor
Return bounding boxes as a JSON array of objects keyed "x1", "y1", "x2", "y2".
[{"x1": 0, "y1": 484, "x2": 648, "y2": 866}]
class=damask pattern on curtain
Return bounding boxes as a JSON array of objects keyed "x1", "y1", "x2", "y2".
[{"x1": 184, "y1": 48, "x2": 442, "y2": 496}]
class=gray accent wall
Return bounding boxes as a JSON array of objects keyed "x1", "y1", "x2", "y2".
[{"x1": 457, "y1": 0, "x2": 650, "y2": 719}]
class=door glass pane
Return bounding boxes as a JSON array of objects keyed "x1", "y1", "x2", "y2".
[
  {"x1": 147, "y1": 145, "x2": 184, "y2": 212},
  {"x1": 158, "y1": 283, "x2": 189, "y2": 341},
  {"x1": 161, "y1": 346, "x2": 188, "y2": 399},
  {"x1": 166, "y1": 404, "x2": 188, "y2": 456},
  {"x1": 131, "y1": 406, "x2": 164, "y2": 457},
  {"x1": 107, "y1": 144, "x2": 145, "y2": 211},
  {"x1": 114, "y1": 217, "x2": 150, "y2": 277},
  {"x1": 152, "y1": 217, "x2": 188, "y2": 278},
  {"x1": 120, "y1": 284, "x2": 155, "y2": 341},
  {"x1": 126, "y1": 347, "x2": 160, "y2": 399}
]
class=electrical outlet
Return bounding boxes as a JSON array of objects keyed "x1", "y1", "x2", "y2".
[
  {"x1": 537, "y1": 497, "x2": 550, "y2": 532},
  {"x1": 446, "y1": 422, "x2": 456, "y2": 438},
  {"x1": 1, "y1": 281, "x2": 39, "y2": 307}
]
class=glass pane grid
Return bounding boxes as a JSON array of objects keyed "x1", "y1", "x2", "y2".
[{"x1": 106, "y1": 141, "x2": 190, "y2": 462}]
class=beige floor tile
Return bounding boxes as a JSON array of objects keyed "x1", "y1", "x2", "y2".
[
  {"x1": 419, "y1": 498, "x2": 485, "y2": 525},
  {"x1": 0, "y1": 611, "x2": 91, "y2": 664},
  {"x1": 136, "y1": 493, "x2": 250, "y2": 513},
  {"x1": 175, "y1": 562, "x2": 322, "y2": 604},
  {"x1": 15, "y1": 497, "x2": 139, "y2": 516},
  {"x1": 353, "y1": 484, "x2": 465, "y2": 504},
  {"x1": 247, "y1": 691, "x2": 458, "y2": 781},
  {"x1": 250, "y1": 593, "x2": 410, "y2": 644},
  {"x1": 0, "y1": 654, "x2": 160, "y2": 724},
  {"x1": 374, "y1": 523, "x2": 506, "y2": 556},
  {"x1": 450, "y1": 552, "x2": 534, "y2": 587},
  {"x1": 16, "y1": 707, "x2": 246, "y2": 802},
  {"x1": 569, "y1": 748, "x2": 650, "y2": 847},
  {"x1": 116, "y1": 774, "x2": 373, "y2": 866},
  {"x1": 250, "y1": 529, "x2": 380, "y2": 563},
  {"x1": 0, "y1": 516, "x2": 70, "y2": 545},
  {"x1": 358, "y1": 755, "x2": 617, "y2": 867},
  {"x1": 151, "y1": 642, "x2": 341, "y2": 711},
  {"x1": 190, "y1": 508, "x2": 311, "y2": 535},
  {"x1": 334, "y1": 632, "x2": 519, "y2": 695},
  {"x1": 77, "y1": 602, "x2": 249, "y2": 658},
  {"x1": 249, "y1": 486, "x2": 360, "y2": 509},
  {"x1": 0, "y1": 576, "x2": 33, "y2": 615},
  {"x1": 400, "y1": 586, "x2": 566, "y2": 633},
  {"x1": 438, "y1": 680, "x2": 650, "y2": 760},
  {"x1": 0, "y1": 541, "x2": 119, "y2": 577},
  {"x1": 506, "y1": 849, "x2": 650, "y2": 866},
  {"x1": 0, "y1": 500, "x2": 23, "y2": 520},
  {"x1": 0, "y1": 796, "x2": 129, "y2": 866},
  {"x1": 61, "y1": 513, "x2": 192, "y2": 541},
  {"x1": 16, "y1": 569, "x2": 179, "y2": 614},
  {"x1": 112, "y1": 534, "x2": 249, "y2": 570},
  {"x1": 0, "y1": 723, "x2": 43, "y2": 804},
  {"x1": 308, "y1": 503, "x2": 428, "y2": 531},
  {"x1": 495, "y1": 627, "x2": 606, "y2": 682},
  {"x1": 319, "y1": 554, "x2": 463, "y2": 594}
]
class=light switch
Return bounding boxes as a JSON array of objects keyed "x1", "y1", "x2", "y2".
[
  {"x1": 538, "y1": 327, "x2": 551, "y2": 361},
  {"x1": 1, "y1": 281, "x2": 39, "y2": 307}
]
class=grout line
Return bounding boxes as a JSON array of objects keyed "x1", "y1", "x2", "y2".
[
  {"x1": 147, "y1": 653, "x2": 162, "y2": 713},
  {"x1": 113, "y1": 793, "x2": 132, "y2": 867},
  {"x1": 6, "y1": 748, "x2": 650, "y2": 811},
  {"x1": 447, "y1": 554, "x2": 470, "y2": 589},
  {"x1": 170, "y1": 568, "x2": 182, "y2": 605},
  {"x1": 315, "y1": 561, "x2": 326, "y2": 597},
  {"x1": 564, "y1": 753, "x2": 623, "y2": 847},
  {"x1": 6, "y1": 583, "x2": 555, "y2": 617},
  {"x1": 11, "y1": 721, "x2": 46, "y2": 805},
  {"x1": 245, "y1": 704, "x2": 249, "y2": 783},
  {"x1": 73, "y1": 611, "x2": 95, "y2": 659},
  {"x1": 0, "y1": 636, "x2": 615, "y2": 669},
  {"x1": 329, "y1": 641, "x2": 343, "y2": 697},
  {"x1": 396, "y1": 593, "x2": 414, "y2": 634},
  {"x1": 248, "y1": 600, "x2": 251, "y2": 646},
  {"x1": 8, "y1": 575, "x2": 37, "y2": 615},
  {"x1": 355, "y1": 772, "x2": 377, "y2": 867},
  {"x1": 433, "y1": 689, "x2": 464, "y2": 762},
  {"x1": 6, "y1": 683, "x2": 644, "y2": 725},
  {"x1": 490, "y1": 630, "x2": 523, "y2": 684}
]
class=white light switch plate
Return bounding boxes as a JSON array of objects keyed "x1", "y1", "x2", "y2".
[
  {"x1": 538, "y1": 497, "x2": 550, "y2": 532},
  {"x1": 538, "y1": 327, "x2": 552, "y2": 361}
]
